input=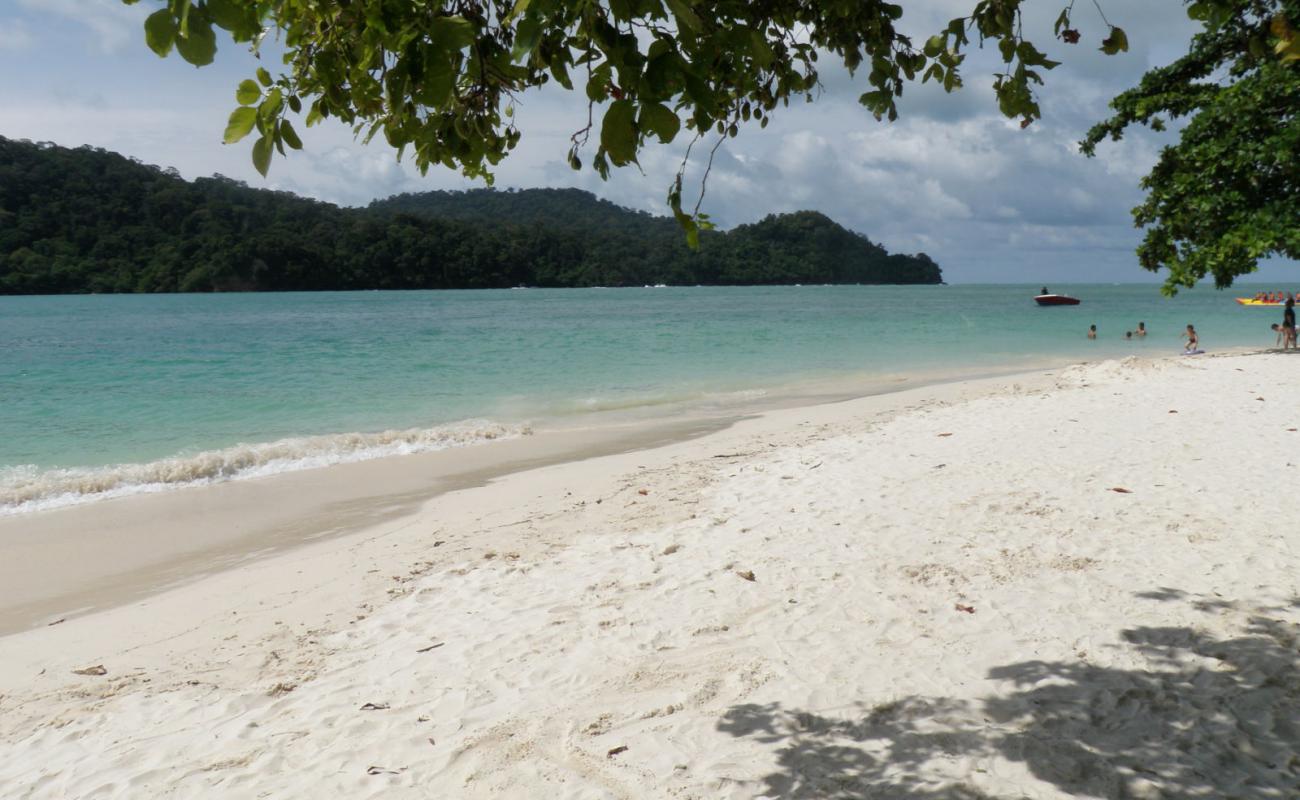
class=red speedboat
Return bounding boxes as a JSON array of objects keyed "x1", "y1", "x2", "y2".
[{"x1": 1035, "y1": 293, "x2": 1080, "y2": 306}]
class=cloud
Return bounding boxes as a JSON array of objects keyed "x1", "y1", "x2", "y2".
[
  {"x1": 17, "y1": 0, "x2": 142, "y2": 54},
  {"x1": 0, "y1": 19, "x2": 34, "y2": 51}
]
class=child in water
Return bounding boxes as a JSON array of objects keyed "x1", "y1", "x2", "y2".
[
  {"x1": 1183, "y1": 324, "x2": 1200, "y2": 354},
  {"x1": 1136, "y1": 322, "x2": 1147, "y2": 337},
  {"x1": 1087, "y1": 324, "x2": 1097, "y2": 339}
]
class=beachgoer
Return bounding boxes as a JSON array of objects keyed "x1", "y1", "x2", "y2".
[
  {"x1": 1286, "y1": 298, "x2": 1297, "y2": 350},
  {"x1": 1183, "y1": 324, "x2": 1199, "y2": 353},
  {"x1": 1272, "y1": 323, "x2": 1285, "y2": 348},
  {"x1": 1087, "y1": 324, "x2": 1097, "y2": 339},
  {"x1": 1125, "y1": 331, "x2": 1132, "y2": 340},
  {"x1": 1136, "y1": 322, "x2": 1147, "y2": 337}
]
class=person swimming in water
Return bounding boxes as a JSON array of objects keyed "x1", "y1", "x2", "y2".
[
  {"x1": 1136, "y1": 322, "x2": 1147, "y2": 337},
  {"x1": 1087, "y1": 324, "x2": 1097, "y2": 339}
]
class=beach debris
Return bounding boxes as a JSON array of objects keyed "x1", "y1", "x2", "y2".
[
  {"x1": 637, "y1": 488, "x2": 649, "y2": 495},
  {"x1": 662, "y1": 543, "x2": 681, "y2": 556},
  {"x1": 366, "y1": 766, "x2": 403, "y2": 775},
  {"x1": 736, "y1": 569, "x2": 757, "y2": 582},
  {"x1": 955, "y1": 603, "x2": 976, "y2": 614},
  {"x1": 1257, "y1": 397, "x2": 1266, "y2": 401},
  {"x1": 607, "y1": 745, "x2": 629, "y2": 758},
  {"x1": 933, "y1": 464, "x2": 946, "y2": 470},
  {"x1": 416, "y1": 642, "x2": 444, "y2": 653},
  {"x1": 428, "y1": 738, "x2": 436, "y2": 747},
  {"x1": 1168, "y1": 410, "x2": 1178, "y2": 414},
  {"x1": 46, "y1": 618, "x2": 66, "y2": 626},
  {"x1": 1110, "y1": 487, "x2": 1133, "y2": 494},
  {"x1": 360, "y1": 702, "x2": 390, "y2": 711},
  {"x1": 938, "y1": 432, "x2": 953, "y2": 437},
  {"x1": 432, "y1": 540, "x2": 445, "y2": 547},
  {"x1": 1289, "y1": 428, "x2": 1297, "y2": 432},
  {"x1": 72, "y1": 665, "x2": 107, "y2": 676},
  {"x1": 266, "y1": 682, "x2": 296, "y2": 697}
]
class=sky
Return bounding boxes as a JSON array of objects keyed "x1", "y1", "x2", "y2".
[{"x1": 0, "y1": 0, "x2": 1291, "y2": 285}]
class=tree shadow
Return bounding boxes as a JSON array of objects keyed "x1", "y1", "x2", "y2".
[{"x1": 717, "y1": 591, "x2": 1300, "y2": 798}]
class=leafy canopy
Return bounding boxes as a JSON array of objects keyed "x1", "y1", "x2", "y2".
[
  {"x1": 124, "y1": 0, "x2": 1125, "y2": 245},
  {"x1": 1082, "y1": 0, "x2": 1300, "y2": 293}
]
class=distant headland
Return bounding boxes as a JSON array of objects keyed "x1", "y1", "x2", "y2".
[{"x1": 0, "y1": 137, "x2": 942, "y2": 294}]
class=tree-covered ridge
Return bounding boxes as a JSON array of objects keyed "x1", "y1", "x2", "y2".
[
  {"x1": 370, "y1": 187, "x2": 680, "y2": 235},
  {"x1": 0, "y1": 137, "x2": 940, "y2": 294}
]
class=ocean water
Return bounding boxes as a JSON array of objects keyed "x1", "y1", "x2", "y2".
[{"x1": 0, "y1": 284, "x2": 1284, "y2": 512}]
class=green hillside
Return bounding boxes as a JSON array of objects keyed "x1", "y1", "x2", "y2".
[{"x1": 0, "y1": 137, "x2": 942, "y2": 294}]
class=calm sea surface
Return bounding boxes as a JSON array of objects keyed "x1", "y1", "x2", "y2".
[{"x1": 0, "y1": 284, "x2": 1284, "y2": 512}]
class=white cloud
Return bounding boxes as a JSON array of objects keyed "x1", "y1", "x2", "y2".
[
  {"x1": 18, "y1": 0, "x2": 142, "y2": 54},
  {"x1": 0, "y1": 19, "x2": 34, "y2": 51}
]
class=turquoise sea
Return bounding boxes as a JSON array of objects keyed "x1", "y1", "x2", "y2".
[{"x1": 0, "y1": 284, "x2": 1286, "y2": 512}]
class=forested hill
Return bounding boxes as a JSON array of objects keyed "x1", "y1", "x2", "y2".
[
  {"x1": 369, "y1": 188, "x2": 679, "y2": 235},
  {"x1": 0, "y1": 137, "x2": 942, "y2": 294}
]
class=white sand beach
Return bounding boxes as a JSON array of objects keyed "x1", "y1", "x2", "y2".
[{"x1": 2, "y1": 352, "x2": 1298, "y2": 799}]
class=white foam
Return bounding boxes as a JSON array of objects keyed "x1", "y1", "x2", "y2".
[{"x1": 0, "y1": 420, "x2": 530, "y2": 516}]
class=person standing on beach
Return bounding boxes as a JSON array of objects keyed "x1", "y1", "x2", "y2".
[
  {"x1": 1183, "y1": 324, "x2": 1200, "y2": 353},
  {"x1": 1284, "y1": 298, "x2": 1296, "y2": 350}
]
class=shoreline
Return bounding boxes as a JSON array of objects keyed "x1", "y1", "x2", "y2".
[
  {"x1": 0, "y1": 355, "x2": 1084, "y2": 636},
  {"x1": 4, "y1": 349, "x2": 1296, "y2": 798}
]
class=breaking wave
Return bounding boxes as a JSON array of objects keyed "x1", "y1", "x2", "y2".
[{"x1": 0, "y1": 420, "x2": 530, "y2": 515}]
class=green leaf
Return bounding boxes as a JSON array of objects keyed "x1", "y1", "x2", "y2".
[
  {"x1": 600, "y1": 99, "x2": 638, "y2": 166},
  {"x1": 638, "y1": 102, "x2": 679, "y2": 143},
  {"x1": 205, "y1": 0, "x2": 257, "y2": 38},
  {"x1": 1054, "y1": 8, "x2": 1071, "y2": 36},
  {"x1": 251, "y1": 135, "x2": 272, "y2": 176},
  {"x1": 236, "y1": 79, "x2": 261, "y2": 105},
  {"x1": 1100, "y1": 27, "x2": 1129, "y2": 55},
  {"x1": 175, "y1": 16, "x2": 216, "y2": 66},
  {"x1": 420, "y1": 53, "x2": 455, "y2": 106},
  {"x1": 279, "y1": 119, "x2": 303, "y2": 150},
  {"x1": 664, "y1": 0, "x2": 702, "y2": 33},
  {"x1": 223, "y1": 107, "x2": 257, "y2": 143},
  {"x1": 256, "y1": 67, "x2": 273, "y2": 87},
  {"x1": 750, "y1": 31, "x2": 775, "y2": 69},
  {"x1": 923, "y1": 35, "x2": 944, "y2": 58},
  {"x1": 549, "y1": 59, "x2": 573, "y2": 90},
  {"x1": 512, "y1": 17, "x2": 542, "y2": 61},
  {"x1": 504, "y1": 0, "x2": 531, "y2": 24},
  {"x1": 260, "y1": 88, "x2": 284, "y2": 118},
  {"x1": 432, "y1": 16, "x2": 476, "y2": 51},
  {"x1": 143, "y1": 10, "x2": 176, "y2": 57}
]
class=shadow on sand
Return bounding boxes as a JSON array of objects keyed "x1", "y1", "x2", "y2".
[{"x1": 717, "y1": 589, "x2": 1300, "y2": 798}]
